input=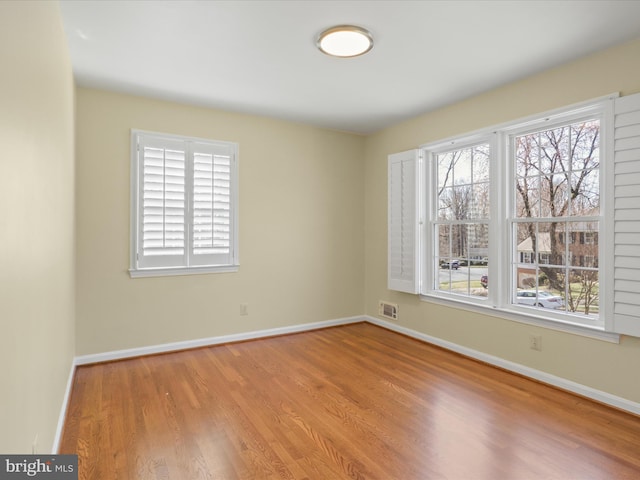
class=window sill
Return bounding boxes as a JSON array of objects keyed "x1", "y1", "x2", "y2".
[
  {"x1": 419, "y1": 293, "x2": 620, "y2": 344},
  {"x1": 129, "y1": 265, "x2": 239, "y2": 278}
]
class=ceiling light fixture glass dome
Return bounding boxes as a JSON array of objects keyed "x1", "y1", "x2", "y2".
[{"x1": 317, "y1": 25, "x2": 374, "y2": 58}]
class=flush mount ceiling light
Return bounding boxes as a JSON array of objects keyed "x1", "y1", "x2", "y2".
[{"x1": 317, "y1": 25, "x2": 374, "y2": 58}]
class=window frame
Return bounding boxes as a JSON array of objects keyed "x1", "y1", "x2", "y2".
[
  {"x1": 418, "y1": 95, "x2": 616, "y2": 336},
  {"x1": 505, "y1": 111, "x2": 604, "y2": 328},
  {"x1": 424, "y1": 133, "x2": 496, "y2": 304},
  {"x1": 129, "y1": 129, "x2": 239, "y2": 278}
]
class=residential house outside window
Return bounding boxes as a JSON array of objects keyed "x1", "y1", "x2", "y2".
[
  {"x1": 511, "y1": 119, "x2": 600, "y2": 317},
  {"x1": 389, "y1": 93, "x2": 640, "y2": 337}
]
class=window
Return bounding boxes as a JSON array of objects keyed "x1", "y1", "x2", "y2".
[
  {"x1": 418, "y1": 107, "x2": 608, "y2": 329},
  {"x1": 520, "y1": 252, "x2": 531, "y2": 264},
  {"x1": 434, "y1": 142, "x2": 490, "y2": 298},
  {"x1": 130, "y1": 130, "x2": 239, "y2": 277},
  {"x1": 511, "y1": 118, "x2": 600, "y2": 319},
  {"x1": 388, "y1": 94, "x2": 640, "y2": 336}
]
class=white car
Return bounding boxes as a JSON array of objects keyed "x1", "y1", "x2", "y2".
[{"x1": 517, "y1": 290, "x2": 565, "y2": 309}]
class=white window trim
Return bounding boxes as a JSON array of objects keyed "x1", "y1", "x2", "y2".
[
  {"x1": 423, "y1": 133, "x2": 496, "y2": 306},
  {"x1": 503, "y1": 104, "x2": 608, "y2": 327},
  {"x1": 419, "y1": 292, "x2": 620, "y2": 343},
  {"x1": 129, "y1": 129, "x2": 239, "y2": 278},
  {"x1": 129, "y1": 265, "x2": 239, "y2": 279},
  {"x1": 415, "y1": 94, "x2": 620, "y2": 342}
]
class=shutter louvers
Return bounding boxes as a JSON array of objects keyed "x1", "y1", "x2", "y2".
[
  {"x1": 190, "y1": 147, "x2": 233, "y2": 266},
  {"x1": 131, "y1": 131, "x2": 238, "y2": 275},
  {"x1": 139, "y1": 139, "x2": 186, "y2": 268},
  {"x1": 388, "y1": 150, "x2": 421, "y2": 294},
  {"x1": 612, "y1": 93, "x2": 640, "y2": 336}
]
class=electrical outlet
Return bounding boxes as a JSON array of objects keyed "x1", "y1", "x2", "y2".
[
  {"x1": 529, "y1": 335, "x2": 542, "y2": 351},
  {"x1": 240, "y1": 303, "x2": 249, "y2": 316}
]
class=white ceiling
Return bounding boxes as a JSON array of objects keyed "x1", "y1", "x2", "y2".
[{"x1": 59, "y1": 0, "x2": 640, "y2": 134}]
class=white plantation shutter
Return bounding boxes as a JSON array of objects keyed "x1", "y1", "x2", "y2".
[
  {"x1": 190, "y1": 143, "x2": 234, "y2": 266},
  {"x1": 138, "y1": 137, "x2": 186, "y2": 268},
  {"x1": 131, "y1": 131, "x2": 238, "y2": 276},
  {"x1": 388, "y1": 150, "x2": 422, "y2": 293},
  {"x1": 611, "y1": 93, "x2": 640, "y2": 336}
]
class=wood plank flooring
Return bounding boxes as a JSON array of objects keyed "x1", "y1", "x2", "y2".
[{"x1": 60, "y1": 322, "x2": 640, "y2": 479}]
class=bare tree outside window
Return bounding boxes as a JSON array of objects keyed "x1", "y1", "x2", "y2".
[
  {"x1": 514, "y1": 120, "x2": 600, "y2": 316},
  {"x1": 436, "y1": 144, "x2": 490, "y2": 297}
]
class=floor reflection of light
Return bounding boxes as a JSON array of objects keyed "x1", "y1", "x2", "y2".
[
  {"x1": 417, "y1": 382, "x2": 530, "y2": 479},
  {"x1": 414, "y1": 379, "x2": 620, "y2": 480}
]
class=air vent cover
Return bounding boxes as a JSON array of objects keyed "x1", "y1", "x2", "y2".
[{"x1": 378, "y1": 301, "x2": 398, "y2": 320}]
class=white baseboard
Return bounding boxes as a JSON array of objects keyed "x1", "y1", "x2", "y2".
[
  {"x1": 364, "y1": 315, "x2": 640, "y2": 417},
  {"x1": 52, "y1": 358, "x2": 76, "y2": 453},
  {"x1": 74, "y1": 315, "x2": 365, "y2": 366},
  {"x1": 59, "y1": 316, "x2": 364, "y2": 450},
  {"x1": 66, "y1": 314, "x2": 640, "y2": 427}
]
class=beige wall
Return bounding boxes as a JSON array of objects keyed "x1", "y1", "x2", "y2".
[
  {"x1": 364, "y1": 37, "x2": 640, "y2": 404},
  {"x1": 3, "y1": 3, "x2": 639, "y2": 455},
  {"x1": 75, "y1": 89, "x2": 365, "y2": 355},
  {"x1": 0, "y1": 2, "x2": 75, "y2": 453}
]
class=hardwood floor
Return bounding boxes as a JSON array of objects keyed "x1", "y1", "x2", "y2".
[{"x1": 60, "y1": 322, "x2": 640, "y2": 479}]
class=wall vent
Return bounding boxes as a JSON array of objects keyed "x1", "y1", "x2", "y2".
[{"x1": 378, "y1": 301, "x2": 398, "y2": 320}]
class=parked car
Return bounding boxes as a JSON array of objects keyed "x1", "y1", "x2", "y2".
[
  {"x1": 470, "y1": 257, "x2": 489, "y2": 266},
  {"x1": 440, "y1": 259, "x2": 460, "y2": 270},
  {"x1": 480, "y1": 275, "x2": 488, "y2": 289},
  {"x1": 516, "y1": 290, "x2": 565, "y2": 309}
]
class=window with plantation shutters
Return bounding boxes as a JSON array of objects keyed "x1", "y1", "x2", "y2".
[
  {"x1": 130, "y1": 131, "x2": 238, "y2": 277},
  {"x1": 386, "y1": 94, "x2": 640, "y2": 340}
]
